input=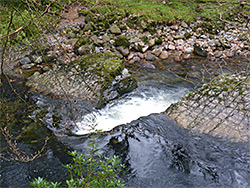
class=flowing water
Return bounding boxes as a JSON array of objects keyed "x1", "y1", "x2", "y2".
[{"x1": 1, "y1": 65, "x2": 250, "y2": 188}]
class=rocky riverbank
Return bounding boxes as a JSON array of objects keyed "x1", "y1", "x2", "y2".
[
  {"x1": 15, "y1": 3, "x2": 250, "y2": 74},
  {"x1": 2, "y1": 3, "x2": 249, "y2": 104}
]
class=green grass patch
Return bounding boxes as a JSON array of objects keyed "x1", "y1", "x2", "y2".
[{"x1": 81, "y1": 0, "x2": 250, "y2": 24}]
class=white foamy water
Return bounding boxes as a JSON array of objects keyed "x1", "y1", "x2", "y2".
[{"x1": 74, "y1": 87, "x2": 189, "y2": 135}]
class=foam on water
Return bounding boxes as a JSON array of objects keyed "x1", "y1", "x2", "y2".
[{"x1": 74, "y1": 87, "x2": 189, "y2": 135}]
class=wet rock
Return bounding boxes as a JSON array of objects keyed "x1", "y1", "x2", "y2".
[
  {"x1": 193, "y1": 44, "x2": 207, "y2": 57},
  {"x1": 110, "y1": 24, "x2": 121, "y2": 34},
  {"x1": 145, "y1": 52, "x2": 156, "y2": 61}
]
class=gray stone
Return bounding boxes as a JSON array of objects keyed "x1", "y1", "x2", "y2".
[
  {"x1": 102, "y1": 35, "x2": 111, "y2": 43},
  {"x1": 110, "y1": 24, "x2": 121, "y2": 34},
  {"x1": 21, "y1": 63, "x2": 35, "y2": 70},
  {"x1": 148, "y1": 39, "x2": 155, "y2": 47},
  {"x1": 181, "y1": 21, "x2": 188, "y2": 28},
  {"x1": 19, "y1": 57, "x2": 31, "y2": 65},
  {"x1": 78, "y1": 45, "x2": 91, "y2": 55},
  {"x1": 117, "y1": 47, "x2": 130, "y2": 57},
  {"x1": 33, "y1": 56, "x2": 43, "y2": 64},
  {"x1": 173, "y1": 34, "x2": 185, "y2": 39},
  {"x1": 145, "y1": 52, "x2": 156, "y2": 61},
  {"x1": 43, "y1": 66, "x2": 50, "y2": 72}
]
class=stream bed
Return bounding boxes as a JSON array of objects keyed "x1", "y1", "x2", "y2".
[{"x1": 1, "y1": 63, "x2": 250, "y2": 188}]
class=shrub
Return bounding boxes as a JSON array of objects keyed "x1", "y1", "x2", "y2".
[{"x1": 30, "y1": 137, "x2": 126, "y2": 188}]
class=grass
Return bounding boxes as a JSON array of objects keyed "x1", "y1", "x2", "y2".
[{"x1": 81, "y1": 0, "x2": 250, "y2": 24}]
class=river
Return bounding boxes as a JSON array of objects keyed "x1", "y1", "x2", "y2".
[{"x1": 1, "y1": 59, "x2": 250, "y2": 188}]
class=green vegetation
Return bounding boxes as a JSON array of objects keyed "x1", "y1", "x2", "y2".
[
  {"x1": 30, "y1": 137, "x2": 126, "y2": 188},
  {"x1": 80, "y1": 0, "x2": 250, "y2": 23}
]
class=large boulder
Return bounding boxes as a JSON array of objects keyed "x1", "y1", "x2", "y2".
[
  {"x1": 26, "y1": 52, "x2": 137, "y2": 108},
  {"x1": 166, "y1": 73, "x2": 250, "y2": 142}
]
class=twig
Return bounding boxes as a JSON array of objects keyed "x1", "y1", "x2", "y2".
[
  {"x1": 0, "y1": 3, "x2": 51, "y2": 41},
  {"x1": 1, "y1": 11, "x2": 14, "y2": 74}
]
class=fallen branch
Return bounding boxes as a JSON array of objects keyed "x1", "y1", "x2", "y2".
[{"x1": 0, "y1": 3, "x2": 51, "y2": 41}]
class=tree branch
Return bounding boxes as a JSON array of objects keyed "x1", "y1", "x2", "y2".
[{"x1": 0, "y1": 3, "x2": 51, "y2": 41}]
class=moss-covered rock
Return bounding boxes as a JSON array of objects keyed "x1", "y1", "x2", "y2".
[
  {"x1": 26, "y1": 52, "x2": 137, "y2": 108},
  {"x1": 114, "y1": 36, "x2": 130, "y2": 48}
]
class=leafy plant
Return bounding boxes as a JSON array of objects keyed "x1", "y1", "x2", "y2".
[{"x1": 30, "y1": 137, "x2": 126, "y2": 188}]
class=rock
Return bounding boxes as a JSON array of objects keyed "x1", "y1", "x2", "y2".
[
  {"x1": 127, "y1": 53, "x2": 134, "y2": 60},
  {"x1": 83, "y1": 21, "x2": 96, "y2": 32},
  {"x1": 168, "y1": 44, "x2": 176, "y2": 50},
  {"x1": 182, "y1": 54, "x2": 191, "y2": 59},
  {"x1": 159, "y1": 51, "x2": 169, "y2": 59},
  {"x1": 114, "y1": 36, "x2": 130, "y2": 48},
  {"x1": 110, "y1": 24, "x2": 121, "y2": 34},
  {"x1": 184, "y1": 47, "x2": 193, "y2": 54},
  {"x1": 102, "y1": 35, "x2": 111, "y2": 43},
  {"x1": 43, "y1": 66, "x2": 50, "y2": 72},
  {"x1": 27, "y1": 52, "x2": 137, "y2": 108},
  {"x1": 78, "y1": 45, "x2": 91, "y2": 55},
  {"x1": 193, "y1": 44, "x2": 207, "y2": 57},
  {"x1": 170, "y1": 25, "x2": 179, "y2": 31},
  {"x1": 148, "y1": 39, "x2": 155, "y2": 47},
  {"x1": 173, "y1": 34, "x2": 185, "y2": 39},
  {"x1": 142, "y1": 45, "x2": 149, "y2": 53},
  {"x1": 140, "y1": 20, "x2": 147, "y2": 30},
  {"x1": 65, "y1": 38, "x2": 78, "y2": 45},
  {"x1": 21, "y1": 63, "x2": 35, "y2": 70},
  {"x1": 152, "y1": 48, "x2": 162, "y2": 57},
  {"x1": 225, "y1": 51, "x2": 234, "y2": 58},
  {"x1": 173, "y1": 54, "x2": 182, "y2": 62},
  {"x1": 117, "y1": 47, "x2": 130, "y2": 57},
  {"x1": 19, "y1": 57, "x2": 31, "y2": 65},
  {"x1": 137, "y1": 52, "x2": 144, "y2": 59},
  {"x1": 145, "y1": 52, "x2": 156, "y2": 61},
  {"x1": 32, "y1": 56, "x2": 43, "y2": 64},
  {"x1": 181, "y1": 21, "x2": 188, "y2": 28},
  {"x1": 214, "y1": 50, "x2": 223, "y2": 58},
  {"x1": 141, "y1": 62, "x2": 155, "y2": 69}
]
